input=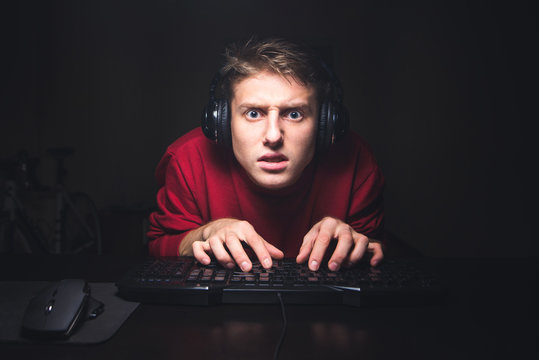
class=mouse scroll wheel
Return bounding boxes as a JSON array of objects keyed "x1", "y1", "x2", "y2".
[{"x1": 44, "y1": 299, "x2": 55, "y2": 315}]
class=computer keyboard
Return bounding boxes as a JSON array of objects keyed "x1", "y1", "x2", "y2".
[{"x1": 117, "y1": 257, "x2": 445, "y2": 307}]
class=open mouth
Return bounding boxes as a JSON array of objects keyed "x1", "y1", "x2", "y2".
[{"x1": 257, "y1": 154, "x2": 289, "y2": 171}]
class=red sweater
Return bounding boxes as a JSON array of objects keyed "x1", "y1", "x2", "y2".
[{"x1": 147, "y1": 128, "x2": 385, "y2": 257}]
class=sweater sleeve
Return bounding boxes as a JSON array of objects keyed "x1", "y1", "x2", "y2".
[
  {"x1": 346, "y1": 139, "x2": 386, "y2": 242},
  {"x1": 147, "y1": 150, "x2": 203, "y2": 257},
  {"x1": 347, "y1": 165, "x2": 386, "y2": 240}
]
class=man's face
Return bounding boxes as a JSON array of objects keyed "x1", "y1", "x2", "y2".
[{"x1": 230, "y1": 70, "x2": 318, "y2": 190}]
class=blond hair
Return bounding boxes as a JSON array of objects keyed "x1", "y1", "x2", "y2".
[{"x1": 219, "y1": 37, "x2": 335, "y2": 102}]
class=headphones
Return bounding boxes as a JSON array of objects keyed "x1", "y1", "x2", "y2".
[{"x1": 201, "y1": 62, "x2": 349, "y2": 154}]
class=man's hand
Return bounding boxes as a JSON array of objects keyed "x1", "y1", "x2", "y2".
[
  {"x1": 181, "y1": 218, "x2": 284, "y2": 272},
  {"x1": 296, "y1": 217, "x2": 383, "y2": 271}
]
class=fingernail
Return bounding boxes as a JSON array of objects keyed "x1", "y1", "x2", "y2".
[
  {"x1": 264, "y1": 258, "x2": 271, "y2": 268},
  {"x1": 241, "y1": 261, "x2": 250, "y2": 271},
  {"x1": 329, "y1": 261, "x2": 339, "y2": 271},
  {"x1": 226, "y1": 262, "x2": 235, "y2": 269},
  {"x1": 310, "y1": 260, "x2": 319, "y2": 270},
  {"x1": 202, "y1": 258, "x2": 210, "y2": 265},
  {"x1": 372, "y1": 260, "x2": 378, "y2": 266}
]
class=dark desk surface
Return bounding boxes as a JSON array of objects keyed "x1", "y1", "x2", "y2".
[{"x1": 0, "y1": 254, "x2": 537, "y2": 360}]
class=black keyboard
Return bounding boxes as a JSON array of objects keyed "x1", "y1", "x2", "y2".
[{"x1": 117, "y1": 257, "x2": 445, "y2": 307}]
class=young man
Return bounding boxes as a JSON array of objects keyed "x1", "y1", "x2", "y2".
[{"x1": 147, "y1": 38, "x2": 385, "y2": 273}]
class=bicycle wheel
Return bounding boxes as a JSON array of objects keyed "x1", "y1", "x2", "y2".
[{"x1": 62, "y1": 192, "x2": 102, "y2": 254}]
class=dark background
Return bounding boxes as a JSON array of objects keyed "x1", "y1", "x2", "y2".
[{"x1": 1, "y1": 0, "x2": 537, "y2": 257}]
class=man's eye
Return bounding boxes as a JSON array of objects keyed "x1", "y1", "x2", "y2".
[
  {"x1": 246, "y1": 110, "x2": 260, "y2": 119},
  {"x1": 286, "y1": 111, "x2": 303, "y2": 120}
]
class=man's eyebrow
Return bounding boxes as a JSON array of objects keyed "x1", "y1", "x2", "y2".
[
  {"x1": 237, "y1": 103, "x2": 262, "y2": 110},
  {"x1": 237, "y1": 102, "x2": 312, "y2": 109}
]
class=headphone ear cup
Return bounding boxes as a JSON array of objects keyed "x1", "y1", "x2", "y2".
[
  {"x1": 317, "y1": 101, "x2": 350, "y2": 153},
  {"x1": 332, "y1": 102, "x2": 350, "y2": 144},
  {"x1": 215, "y1": 99, "x2": 231, "y2": 146},
  {"x1": 201, "y1": 99, "x2": 231, "y2": 146},
  {"x1": 317, "y1": 101, "x2": 333, "y2": 153},
  {"x1": 202, "y1": 101, "x2": 218, "y2": 141}
]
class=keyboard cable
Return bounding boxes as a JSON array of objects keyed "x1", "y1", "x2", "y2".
[{"x1": 273, "y1": 292, "x2": 287, "y2": 360}]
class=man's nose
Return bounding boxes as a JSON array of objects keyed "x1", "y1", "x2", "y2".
[{"x1": 263, "y1": 111, "x2": 283, "y2": 146}]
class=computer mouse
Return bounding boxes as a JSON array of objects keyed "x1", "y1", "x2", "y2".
[{"x1": 22, "y1": 279, "x2": 90, "y2": 339}]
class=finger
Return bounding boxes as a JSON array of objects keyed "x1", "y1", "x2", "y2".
[
  {"x1": 346, "y1": 234, "x2": 369, "y2": 267},
  {"x1": 225, "y1": 234, "x2": 253, "y2": 272},
  {"x1": 368, "y1": 242, "x2": 384, "y2": 267},
  {"x1": 208, "y1": 236, "x2": 235, "y2": 269},
  {"x1": 327, "y1": 228, "x2": 354, "y2": 271},
  {"x1": 265, "y1": 242, "x2": 284, "y2": 260},
  {"x1": 308, "y1": 220, "x2": 337, "y2": 271},
  {"x1": 245, "y1": 235, "x2": 273, "y2": 269},
  {"x1": 192, "y1": 241, "x2": 212, "y2": 265},
  {"x1": 296, "y1": 223, "x2": 320, "y2": 264},
  {"x1": 232, "y1": 221, "x2": 272, "y2": 269}
]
